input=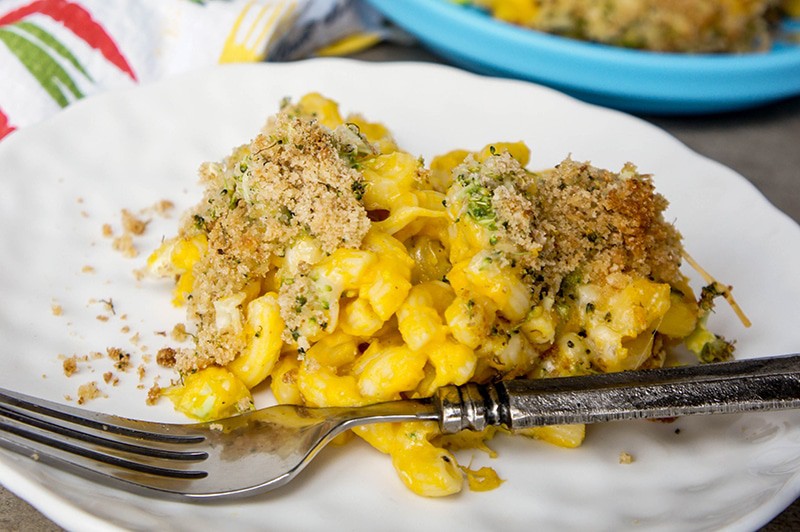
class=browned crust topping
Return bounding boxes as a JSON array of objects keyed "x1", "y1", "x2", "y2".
[
  {"x1": 530, "y1": 158, "x2": 682, "y2": 291},
  {"x1": 173, "y1": 111, "x2": 371, "y2": 372},
  {"x1": 454, "y1": 153, "x2": 683, "y2": 300}
]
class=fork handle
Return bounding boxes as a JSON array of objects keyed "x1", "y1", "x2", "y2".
[{"x1": 435, "y1": 354, "x2": 800, "y2": 433}]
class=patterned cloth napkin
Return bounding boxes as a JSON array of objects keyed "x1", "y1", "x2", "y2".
[{"x1": 0, "y1": 0, "x2": 392, "y2": 142}]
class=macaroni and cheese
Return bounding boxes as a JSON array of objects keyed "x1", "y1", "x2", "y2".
[
  {"x1": 467, "y1": 0, "x2": 800, "y2": 53},
  {"x1": 148, "y1": 94, "x2": 737, "y2": 496}
]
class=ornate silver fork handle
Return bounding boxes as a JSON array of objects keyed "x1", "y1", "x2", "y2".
[
  {"x1": 0, "y1": 354, "x2": 799, "y2": 499},
  {"x1": 437, "y1": 353, "x2": 800, "y2": 432}
]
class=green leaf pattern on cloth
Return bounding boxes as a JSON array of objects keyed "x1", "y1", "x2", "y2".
[
  {"x1": 0, "y1": 0, "x2": 383, "y2": 142},
  {"x1": 0, "y1": 23, "x2": 88, "y2": 107},
  {"x1": 15, "y1": 20, "x2": 92, "y2": 80},
  {"x1": 0, "y1": 0, "x2": 136, "y2": 138}
]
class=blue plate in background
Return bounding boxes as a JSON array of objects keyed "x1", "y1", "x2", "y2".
[{"x1": 366, "y1": 0, "x2": 800, "y2": 114}]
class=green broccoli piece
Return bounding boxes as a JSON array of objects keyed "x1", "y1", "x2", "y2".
[{"x1": 685, "y1": 281, "x2": 735, "y2": 363}]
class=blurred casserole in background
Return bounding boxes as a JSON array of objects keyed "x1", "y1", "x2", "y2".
[{"x1": 468, "y1": 0, "x2": 800, "y2": 52}]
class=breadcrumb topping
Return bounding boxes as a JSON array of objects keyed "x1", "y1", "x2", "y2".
[
  {"x1": 531, "y1": 158, "x2": 682, "y2": 291},
  {"x1": 457, "y1": 153, "x2": 683, "y2": 300},
  {"x1": 173, "y1": 109, "x2": 371, "y2": 372}
]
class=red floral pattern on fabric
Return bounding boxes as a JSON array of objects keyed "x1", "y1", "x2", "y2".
[
  {"x1": 0, "y1": 0, "x2": 136, "y2": 80},
  {"x1": 0, "y1": 108, "x2": 16, "y2": 140}
]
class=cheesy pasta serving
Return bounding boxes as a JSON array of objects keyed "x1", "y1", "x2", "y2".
[
  {"x1": 466, "y1": 0, "x2": 800, "y2": 53},
  {"x1": 148, "y1": 93, "x2": 736, "y2": 496}
]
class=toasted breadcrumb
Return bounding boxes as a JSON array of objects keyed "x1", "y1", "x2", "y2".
[
  {"x1": 170, "y1": 323, "x2": 190, "y2": 342},
  {"x1": 121, "y1": 208, "x2": 148, "y2": 235},
  {"x1": 619, "y1": 451, "x2": 635, "y2": 464},
  {"x1": 102, "y1": 223, "x2": 113, "y2": 237},
  {"x1": 146, "y1": 384, "x2": 162, "y2": 405},
  {"x1": 77, "y1": 381, "x2": 104, "y2": 405},
  {"x1": 531, "y1": 158, "x2": 682, "y2": 289},
  {"x1": 112, "y1": 233, "x2": 138, "y2": 258},
  {"x1": 103, "y1": 371, "x2": 119, "y2": 386},
  {"x1": 452, "y1": 154, "x2": 682, "y2": 301},
  {"x1": 107, "y1": 347, "x2": 131, "y2": 371},
  {"x1": 62, "y1": 356, "x2": 78, "y2": 377},
  {"x1": 153, "y1": 200, "x2": 175, "y2": 216},
  {"x1": 51, "y1": 303, "x2": 63, "y2": 316},
  {"x1": 173, "y1": 110, "x2": 371, "y2": 372},
  {"x1": 82, "y1": 265, "x2": 96, "y2": 274},
  {"x1": 156, "y1": 347, "x2": 177, "y2": 368}
]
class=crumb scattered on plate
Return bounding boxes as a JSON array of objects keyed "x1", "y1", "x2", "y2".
[
  {"x1": 76, "y1": 381, "x2": 105, "y2": 405},
  {"x1": 619, "y1": 451, "x2": 635, "y2": 464}
]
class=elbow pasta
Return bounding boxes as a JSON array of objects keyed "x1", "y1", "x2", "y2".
[{"x1": 149, "y1": 93, "x2": 735, "y2": 497}]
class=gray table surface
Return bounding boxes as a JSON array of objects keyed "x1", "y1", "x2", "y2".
[{"x1": 1, "y1": 42, "x2": 798, "y2": 531}]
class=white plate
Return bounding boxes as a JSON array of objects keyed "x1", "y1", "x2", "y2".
[{"x1": 1, "y1": 59, "x2": 799, "y2": 532}]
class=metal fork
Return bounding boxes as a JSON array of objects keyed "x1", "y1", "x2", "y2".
[{"x1": 2, "y1": 353, "x2": 800, "y2": 500}]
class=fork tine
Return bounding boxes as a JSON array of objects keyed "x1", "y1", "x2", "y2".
[
  {"x1": 0, "y1": 388, "x2": 201, "y2": 443},
  {"x1": 0, "y1": 387, "x2": 215, "y2": 491},
  {"x1": 0, "y1": 403, "x2": 206, "y2": 461},
  {"x1": 0, "y1": 415, "x2": 207, "y2": 479}
]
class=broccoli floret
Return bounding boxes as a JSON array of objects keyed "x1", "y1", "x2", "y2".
[
  {"x1": 698, "y1": 335, "x2": 735, "y2": 363},
  {"x1": 684, "y1": 281, "x2": 735, "y2": 363},
  {"x1": 685, "y1": 317, "x2": 735, "y2": 363},
  {"x1": 465, "y1": 183, "x2": 496, "y2": 226}
]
